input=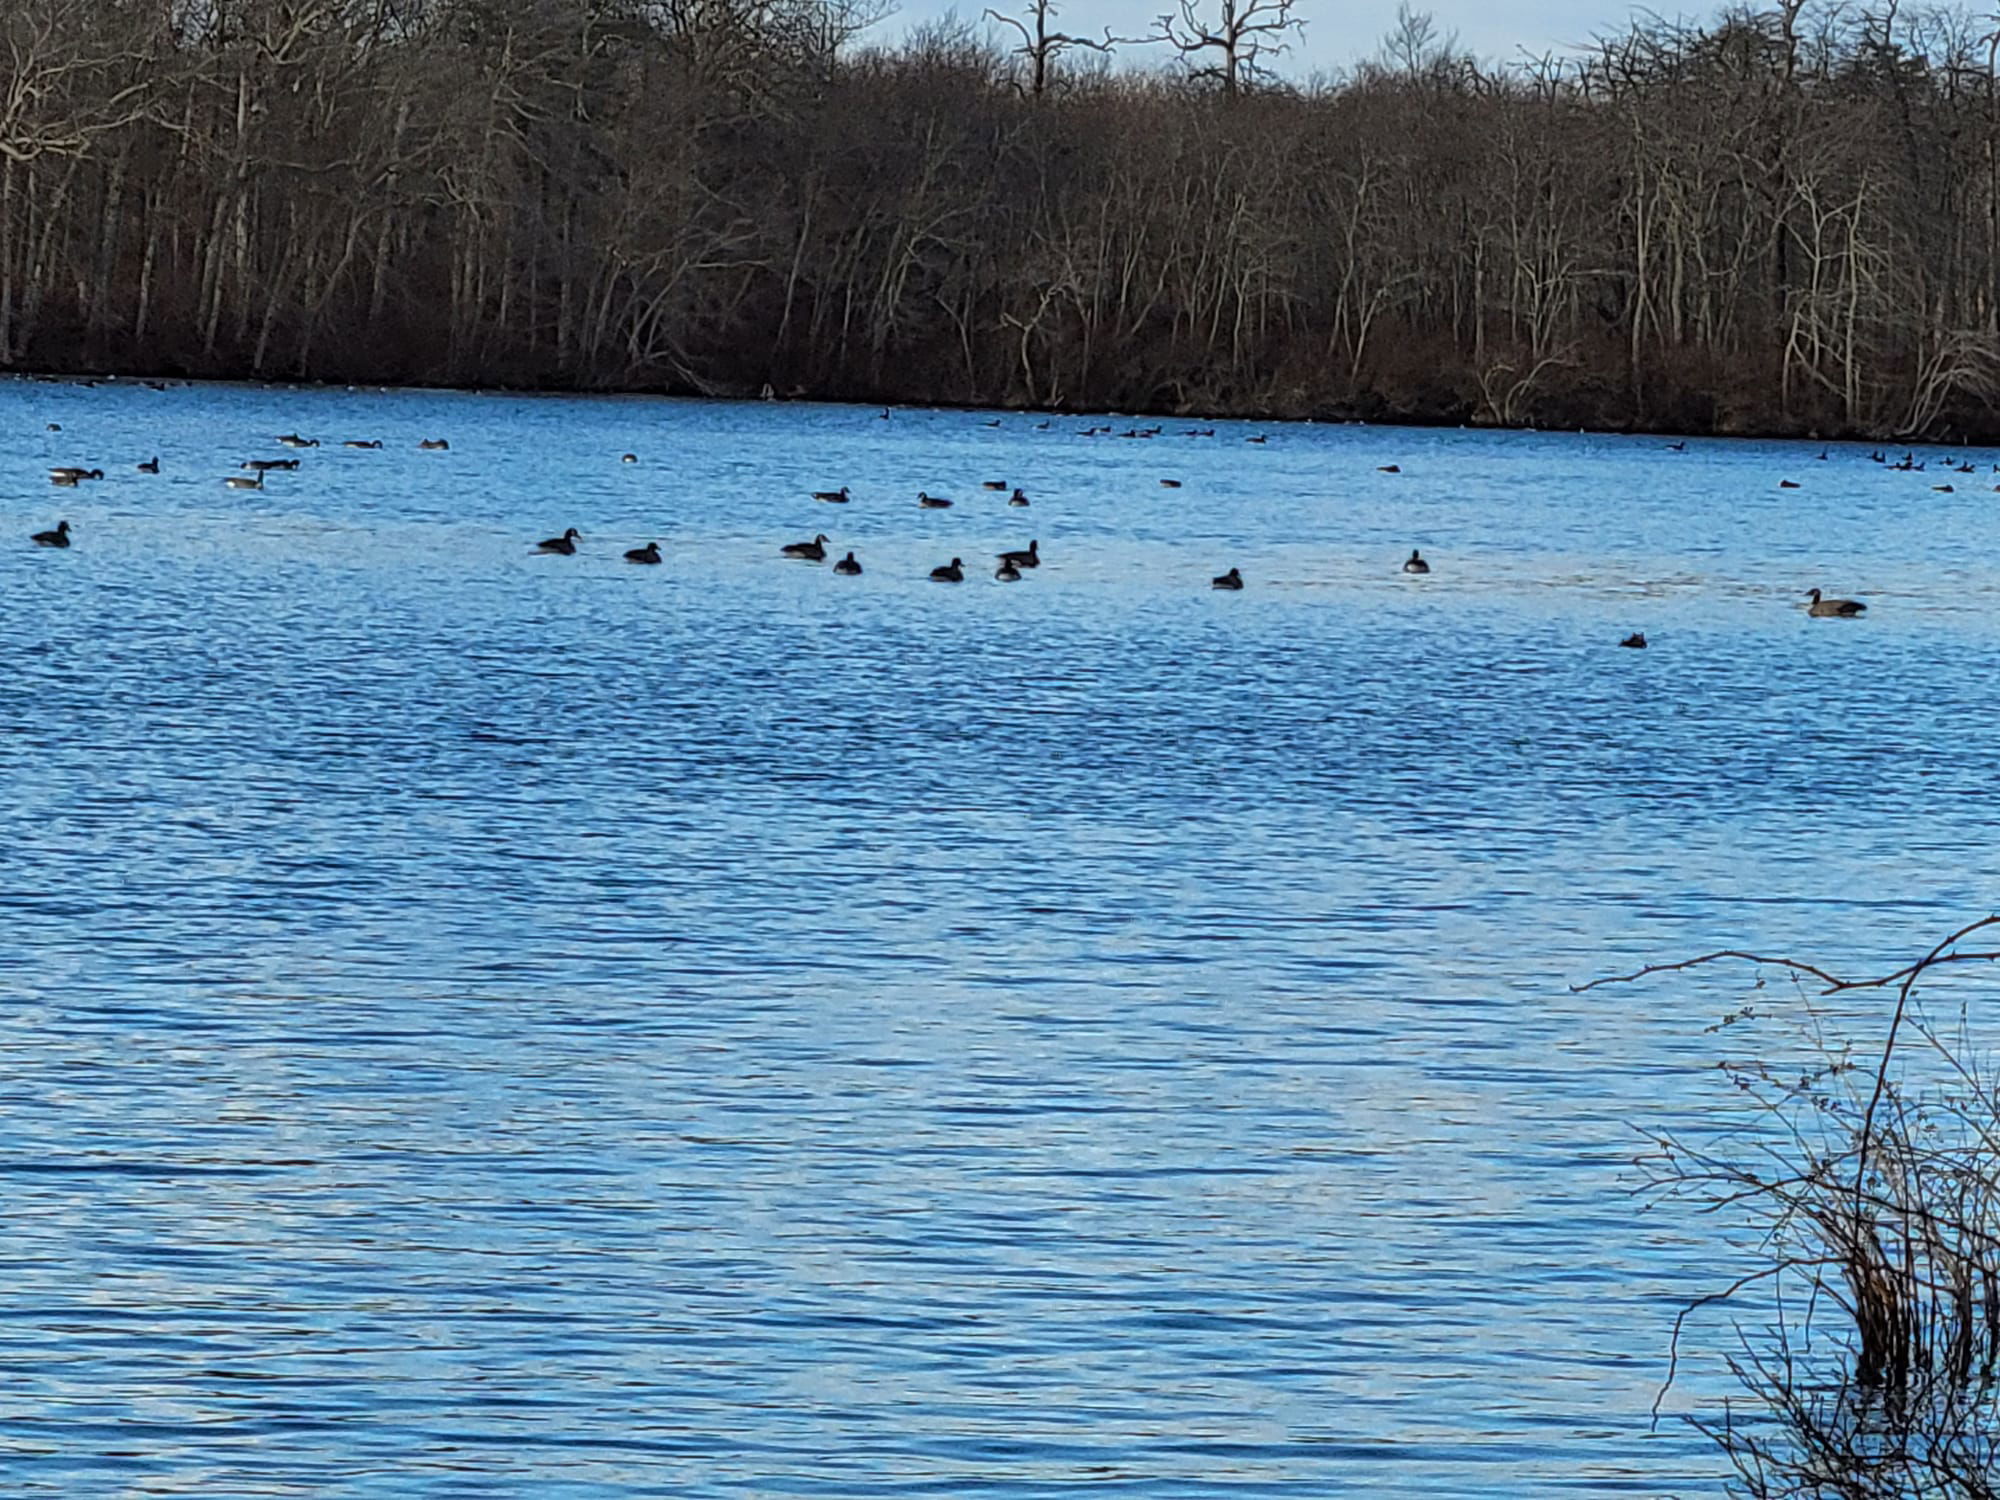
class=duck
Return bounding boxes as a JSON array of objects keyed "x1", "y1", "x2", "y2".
[
  {"x1": 224, "y1": 473, "x2": 264, "y2": 490},
  {"x1": 1403, "y1": 549, "x2": 1430, "y2": 574},
  {"x1": 276, "y1": 433, "x2": 318, "y2": 448},
  {"x1": 931, "y1": 557, "x2": 965, "y2": 582},
  {"x1": 997, "y1": 539, "x2": 1039, "y2": 569},
  {"x1": 781, "y1": 533, "x2": 829, "y2": 561},
  {"x1": 537, "y1": 527, "x2": 581, "y2": 554},
  {"x1": 49, "y1": 467, "x2": 103, "y2": 484},
  {"x1": 621, "y1": 453, "x2": 638, "y2": 464},
  {"x1": 45, "y1": 422, "x2": 60, "y2": 432},
  {"x1": 31, "y1": 519, "x2": 71, "y2": 548},
  {"x1": 137, "y1": 456, "x2": 159, "y2": 473},
  {"x1": 624, "y1": 541, "x2": 662, "y2": 565},
  {"x1": 1806, "y1": 587, "x2": 1866, "y2": 617},
  {"x1": 918, "y1": 492, "x2": 953, "y2": 509},
  {"x1": 342, "y1": 439, "x2": 383, "y2": 449},
  {"x1": 995, "y1": 559, "x2": 1022, "y2": 582},
  {"x1": 419, "y1": 438, "x2": 450, "y2": 450},
  {"x1": 812, "y1": 486, "x2": 851, "y2": 504},
  {"x1": 1212, "y1": 566, "x2": 1243, "y2": 590},
  {"x1": 982, "y1": 480, "x2": 1007, "y2": 490},
  {"x1": 1619, "y1": 632, "x2": 1647, "y2": 648},
  {"x1": 833, "y1": 551, "x2": 863, "y2": 575},
  {"x1": 1009, "y1": 488, "x2": 1030, "y2": 507}
]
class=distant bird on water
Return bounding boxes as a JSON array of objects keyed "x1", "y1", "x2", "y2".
[
  {"x1": 31, "y1": 519, "x2": 70, "y2": 548},
  {"x1": 343, "y1": 439, "x2": 383, "y2": 449},
  {"x1": 419, "y1": 438, "x2": 450, "y2": 451},
  {"x1": 995, "y1": 560, "x2": 1022, "y2": 582},
  {"x1": 1378, "y1": 464, "x2": 1401, "y2": 474},
  {"x1": 621, "y1": 453, "x2": 637, "y2": 464},
  {"x1": 224, "y1": 473, "x2": 263, "y2": 490},
  {"x1": 1806, "y1": 588, "x2": 1866, "y2": 617},
  {"x1": 931, "y1": 557, "x2": 964, "y2": 582},
  {"x1": 1009, "y1": 488, "x2": 1030, "y2": 507},
  {"x1": 624, "y1": 541, "x2": 662, "y2": 565},
  {"x1": 1619, "y1": 632, "x2": 1647, "y2": 648},
  {"x1": 137, "y1": 456, "x2": 159, "y2": 473},
  {"x1": 1212, "y1": 566, "x2": 1243, "y2": 590},
  {"x1": 49, "y1": 467, "x2": 102, "y2": 486},
  {"x1": 1403, "y1": 549, "x2": 1430, "y2": 575},
  {"x1": 833, "y1": 551, "x2": 863, "y2": 575},
  {"x1": 782, "y1": 534, "x2": 829, "y2": 561},
  {"x1": 276, "y1": 433, "x2": 318, "y2": 448},
  {"x1": 1160, "y1": 478, "x2": 1183, "y2": 488},
  {"x1": 918, "y1": 492, "x2": 953, "y2": 509},
  {"x1": 813, "y1": 486, "x2": 850, "y2": 504},
  {"x1": 1779, "y1": 479, "x2": 1800, "y2": 489},
  {"x1": 997, "y1": 539, "x2": 1039, "y2": 569},
  {"x1": 982, "y1": 480, "x2": 1007, "y2": 491},
  {"x1": 537, "y1": 527, "x2": 581, "y2": 555},
  {"x1": 244, "y1": 458, "x2": 298, "y2": 472}
]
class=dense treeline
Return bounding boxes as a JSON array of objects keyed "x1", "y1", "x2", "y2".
[{"x1": 7, "y1": 0, "x2": 2000, "y2": 436}]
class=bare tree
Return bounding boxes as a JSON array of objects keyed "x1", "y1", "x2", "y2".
[
  {"x1": 983, "y1": 0, "x2": 1120, "y2": 99},
  {"x1": 1155, "y1": 0, "x2": 1302, "y2": 96}
]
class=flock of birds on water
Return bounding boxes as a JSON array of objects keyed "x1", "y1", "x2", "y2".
[{"x1": 21, "y1": 405, "x2": 1946, "y2": 642}]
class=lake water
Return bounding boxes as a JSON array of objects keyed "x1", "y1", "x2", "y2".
[{"x1": 4, "y1": 378, "x2": 1997, "y2": 1496}]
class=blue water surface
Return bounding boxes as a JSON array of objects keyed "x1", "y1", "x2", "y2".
[{"x1": 3, "y1": 379, "x2": 1995, "y2": 1496}]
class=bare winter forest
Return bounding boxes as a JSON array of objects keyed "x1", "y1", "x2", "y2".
[{"x1": 7, "y1": 0, "x2": 2000, "y2": 436}]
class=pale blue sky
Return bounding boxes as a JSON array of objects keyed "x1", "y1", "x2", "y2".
[{"x1": 881, "y1": 0, "x2": 1668, "y2": 73}]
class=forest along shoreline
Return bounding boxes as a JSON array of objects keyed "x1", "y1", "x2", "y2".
[{"x1": 7, "y1": 0, "x2": 2000, "y2": 443}]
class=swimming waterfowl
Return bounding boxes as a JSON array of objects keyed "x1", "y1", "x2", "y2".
[
  {"x1": 537, "y1": 527, "x2": 581, "y2": 554},
  {"x1": 982, "y1": 480, "x2": 1007, "y2": 490},
  {"x1": 1009, "y1": 488, "x2": 1030, "y2": 506},
  {"x1": 624, "y1": 541, "x2": 662, "y2": 564},
  {"x1": 31, "y1": 519, "x2": 70, "y2": 548},
  {"x1": 1779, "y1": 479, "x2": 1800, "y2": 489},
  {"x1": 1619, "y1": 632, "x2": 1647, "y2": 648},
  {"x1": 621, "y1": 453, "x2": 637, "y2": 464},
  {"x1": 1246, "y1": 434, "x2": 1267, "y2": 443},
  {"x1": 995, "y1": 560, "x2": 1022, "y2": 582},
  {"x1": 997, "y1": 539, "x2": 1039, "y2": 569},
  {"x1": 1212, "y1": 566, "x2": 1243, "y2": 590},
  {"x1": 137, "y1": 456, "x2": 159, "y2": 473},
  {"x1": 833, "y1": 551, "x2": 863, "y2": 575},
  {"x1": 276, "y1": 434, "x2": 318, "y2": 448},
  {"x1": 1935, "y1": 484, "x2": 1956, "y2": 492},
  {"x1": 243, "y1": 458, "x2": 299, "y2": 472},
  {"x1": 931, "y1": 557, "x2": 964, "y2": 582},
  {"x1": 1806, "y1": 588, "x2": 1866, "y2": 617},
  {"x1": 813, "y1": 486, "x2": 851, "y2": 504},
  {"x1": 49, "y1": 467, "x2": 103, "y2": 484},
  {"x1": 1160, "y1": 478, "x2": 1182, "y2": 488},
  {"x1": 1665, "y1": 440, "x2": 1686, "y2": 452},
  {"x1": 343, "y1": 439, "x2": 382, "y2": 449},
  {"x1": 782, "y1": 534, "x2": 829, "y2": 561},
  {"x1": 1378, "y1": 464, "x2": 1401, "y2": 474},
  {"x1": 1403, "y1": 549, "x2": 1430, "y2": 574},
  {"x1": 224, "y1": 473, "x2": 263, "y2": 489},
  {"x1": 918, "y1": 492, "x2": 953, "y2": 509},
  {"x1": 419, "y1": 438, "x2": 449, "y2": 450}
]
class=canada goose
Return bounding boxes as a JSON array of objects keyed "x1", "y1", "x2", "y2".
[
  {"x1": 812, "y1": 486, "x2": 851, "y2": 504},
  {"x1": 1817, "y1": 449, "x2": 1830, "y2": 461},
  {"x1": 137, "y1": 456, "x2": 159, "y2": 473},
  {"x1": 833, "y1": 551, "x2": 863, "y2": 575},
  {"x1": 1246, "y1": 434, "x2": 1267, "y2": 443},
  {"x1": 1160, "y1": 478, "x2": 1182, "y2": 488},
  {"x1": 419, "y1": 438, "x2": 450, "y2": 450},
  {"x1": 997, "y1": 539, "x2": 1039, "y2": 569},
  {"x1": 1619, "y1": 632, "x2": 1647, "y2": 648},
  {"x1": 49, "y1": 467, "x2": 103, "y2": 484},
  {"x1": 931, "y1": 557, "x2": 964, "y2": 582},
  {"x1": 621, "y1": 453, "x2": 637, "y2": 464},
  {"x1": 781, "y1": 534, "x2": 829, "y2": 561},
  {"x1": 1806, "y1": 587, "x2": 1866, "y2": 617},
  {"x1": 1009, "y1": 488, "x2": 1030, "y2": 506},
  {"x1": 342, "y1": 439, "x2": 382, "y2": 449},
  {"x1": 1403, "y1": 549, "x2": 1430, "y2": 575},
  {"x1": 1666, "y1": 440, "x2": 1686, "y2": 452},
  {"x1": 995, "y1": 560, "x2": 1022, "y2": 582},
  {"x1": 243, "y1": 458, "x2": 299, "y2": 472},
  {"x1": 31, "y1": 519, "x2": 70, "y2": 548},
  {"x1": 1212, "y1": 566, "x2": 1243, "y2": 590},
  {"x1": 918, "y1": 492, "x2": 953, "y2": 509},
  {"x1": 224, "y1": 473, "x2": 263, "y2": 490},
  {"x1": 276, "y1": 434, "x2": 318, "y2": 448},
  {"x1": 1779, "y1": 479, "x2": 1800, "y2": 489},
  {"x1": 1935, "y1": 484, "x2": 1956, "y2": 493},
  {"x1": 624, "y1": 541, "x2": 662, "y2": 564},
  {"x1": 1378, "y1": 464, "x2": 1401, "y2": 474},
  {"x1": 537, "y1": 527, "x2": 581, "y2": 555},
  {"x1": 982, "y1": 480, "x2": 1007, "y2": 490}
]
